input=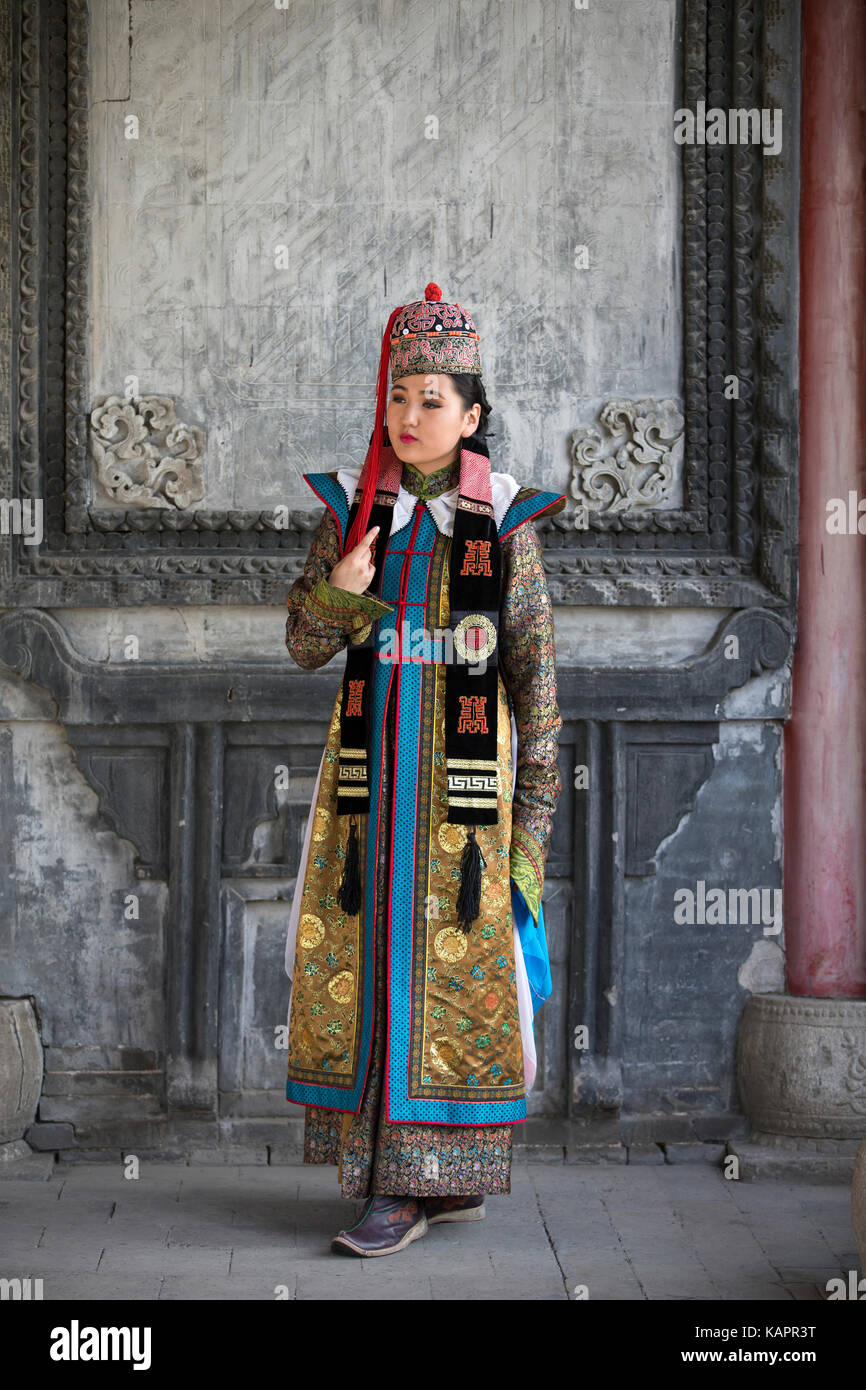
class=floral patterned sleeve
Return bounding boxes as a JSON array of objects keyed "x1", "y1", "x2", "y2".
[
  {"x1": 285, "y1": 508, "x2": 394, "y2": 671},
  {"x1": 498, "y1": 520, "x2": 563, "y2": 926}
]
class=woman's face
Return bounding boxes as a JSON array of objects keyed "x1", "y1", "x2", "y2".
[{"x1": 386, "y1": 373, "x2": 481, "y2": 472}]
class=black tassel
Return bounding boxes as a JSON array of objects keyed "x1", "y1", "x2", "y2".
[
  {"x1": 337, "y1": 815, "x2": 362, "y2": 916},
  {"x1": 456, "y1": 825, "x2": 486, "y2": 933}
]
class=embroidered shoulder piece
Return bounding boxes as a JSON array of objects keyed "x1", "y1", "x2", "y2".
[
  {"x1": 303, "y1": 471, "x2": 352, "y2": 552},
  {"x1": 498, "y1": 486, "x2": 567, "y2": 542}
]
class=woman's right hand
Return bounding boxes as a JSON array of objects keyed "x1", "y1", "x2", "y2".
[{"x1": 328, "y1": 525, "x2": 380, "y2": 596}]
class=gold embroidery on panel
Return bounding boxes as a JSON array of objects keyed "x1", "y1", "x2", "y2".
[
  {"x1": 419, "y1": 669, "x2": 525, "y2": 1093},
  {"x1": 287, "y1": 691, "x2": 363, "y2": 1080}
]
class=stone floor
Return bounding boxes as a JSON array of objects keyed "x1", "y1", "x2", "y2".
[{"x1": 0, "y1": 1155, "x2": 859, "y2": 1300}]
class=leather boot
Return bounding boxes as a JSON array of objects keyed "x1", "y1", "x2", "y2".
[
  {"x1": 331, "y1": 1192, "x2": 428, "y2": 1257},
  {"x1": 424, "y1": 1193, "x2": 486, "y2": 1224}
]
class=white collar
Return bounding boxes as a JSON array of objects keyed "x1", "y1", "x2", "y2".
[{"x1": 335, "y1": 465, "x2": 521, "y2": 539}]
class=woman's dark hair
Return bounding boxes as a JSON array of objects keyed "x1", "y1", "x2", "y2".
[{"x1": 448, "y1": 372, "x2": 495, "y2": 442}]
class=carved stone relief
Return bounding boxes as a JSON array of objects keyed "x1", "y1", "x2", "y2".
[
  {"x1": 569, "y1": 398, "x2": 684, "y2": 520},
  {"x1": 90, "y1": 396, "x2": 205, "y2": 509}
]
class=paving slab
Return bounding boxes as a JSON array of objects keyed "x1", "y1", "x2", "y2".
[{"x1": 0, "y1": 1159, "x2": 858, "y2": 1300}]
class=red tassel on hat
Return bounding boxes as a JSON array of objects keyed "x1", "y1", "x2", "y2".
[{"x1": 344, "y1": 302, "x2": 404, "y2": 555}]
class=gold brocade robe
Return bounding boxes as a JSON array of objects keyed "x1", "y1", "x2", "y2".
[{"x1": 284, "y1": 457, "x2": 566, "y2": 1124}]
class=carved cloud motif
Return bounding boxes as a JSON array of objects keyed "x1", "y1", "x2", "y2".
[
  {"x1": 89, "y1": 395, "x2": 205, "y2": 509},
  {"x1": 569, "y1": 398, "x2": 684, "y2": 519}
]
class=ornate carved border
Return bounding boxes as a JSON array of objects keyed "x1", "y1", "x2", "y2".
[{"x1": 2, "y1": 0, "x2": 799, "y2": 609}]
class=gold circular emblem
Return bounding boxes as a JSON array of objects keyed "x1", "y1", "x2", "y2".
[
  {"x1": 434, "y1": 926, "x2": 468, "y2": 963},
  {"x1": 481, "y1": 986, "x2": 506, "y2": 1024},
  {"x1": 482, "y1": 879, "x2": 507, "y2": 911},
  {"x1": 453, "y1": 613, "x2": 497, "y2": 663},
  {"x1": 327, "y1": 970, "x2": 354, "y2": 1005},
  {"x1": 430, "y1": 1036, "x2": 463, "y2": 1076},
  {"x1": 298, "y1": 914, "x2": 325, "y2": 950},
  {"x1": 437, "y1": 821, "x2": 465, "y2": 855}
]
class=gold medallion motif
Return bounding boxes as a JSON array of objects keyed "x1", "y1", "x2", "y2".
[
  {"x1": 481, "y1": 985, "x2": 506, "y2": 1025},
  {"x1": 453, "y1": 613, "x2": 497, "y2": 662},
  {"x1": 430, "y1": 1035, "x2": 463, "y2": 1076},
  {"x1": 327, "y1": 970, "x2": 354, "y2": 1005},
  {"x1": 437, "y1": 821, "x2": 465, "y2": 854},
  {"x1": 433, "y1": 925, "x2": 468, "y2": 963},
  {"x1": 298, "y1": 913, "x2": 325, "y2": 950},
  {"x1": 482, "y1": 880, "x2": 508, "y2": 911}
]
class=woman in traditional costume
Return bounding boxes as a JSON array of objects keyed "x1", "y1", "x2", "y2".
[{"x1": 283, "y1": 283, "x2": 566, "y2": 1256}]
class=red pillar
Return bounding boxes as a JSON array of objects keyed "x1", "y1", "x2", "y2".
[{"x1": 785, "y1": 0, "x2": 866, "y2": 995}]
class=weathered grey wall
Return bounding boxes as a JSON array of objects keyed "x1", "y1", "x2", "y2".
[{"x1": 87, "y1": 0, "x2": 680, "y2": 512}]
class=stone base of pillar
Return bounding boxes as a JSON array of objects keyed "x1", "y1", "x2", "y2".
[
  {"x1": 732, "y1": 994, "x2": 866, "y2": 1180},
  {"x1": 0, "y1": 1139, "x2": 55, "y2": 1180},
  {"x1": 727, "y1": 1131, "x2": 861, "y2": 1182}
]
